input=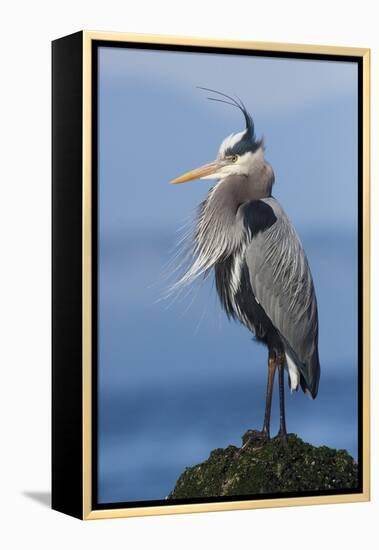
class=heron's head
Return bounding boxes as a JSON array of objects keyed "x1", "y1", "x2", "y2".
[{"x1": 171, "y1": 88, "x2": 264, "y2": 185}]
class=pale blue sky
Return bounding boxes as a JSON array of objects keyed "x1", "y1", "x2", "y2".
[
  {"x1": 97, "y1": 46, "x2": 359, "y2": 503},
  {"x1": 98, "y1": 47, "x2": 357, "y2": 234}
]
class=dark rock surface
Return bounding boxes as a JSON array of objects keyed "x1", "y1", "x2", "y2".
[{"x1": 168, "y1": 432, "x2": 358, "y2": 499}]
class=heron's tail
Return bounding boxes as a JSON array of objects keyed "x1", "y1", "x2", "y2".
[
  {"x1": 299, "y1": 347, "x2": 320, "y2": 399},
  {"x1": 285, "y1": 343, "x2": 320, "y2": 399}
]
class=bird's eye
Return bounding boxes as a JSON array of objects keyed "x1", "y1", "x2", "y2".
[{"x1": 227, "y1": 155, "x2": 238, "y2": 163}]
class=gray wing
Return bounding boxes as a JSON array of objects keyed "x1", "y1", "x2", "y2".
[{"x1": 243, "y1": 197, "x2": 320, "y2": 397}]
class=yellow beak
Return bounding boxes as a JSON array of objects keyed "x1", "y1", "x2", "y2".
[{"x1": 170, "y1": 160, "x2": 225, "y2": 184}]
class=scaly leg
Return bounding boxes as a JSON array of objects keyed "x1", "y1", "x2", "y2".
[
  {"x1": 276, "y1": 356, "x2": 288, "y2": 446},
  {"x1": 262, "y1": 353, "x2": 277, "y2": 439},
  {"x1": 243, "y1": 352, "x2": 277, "y2": 444}
]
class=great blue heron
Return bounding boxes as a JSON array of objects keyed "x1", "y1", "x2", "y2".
[{"x1": 170, "y1": 88, "x2": 320, "y2": 445}]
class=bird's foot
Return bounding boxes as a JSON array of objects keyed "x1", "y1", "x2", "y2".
[
  {"x1": 237, "y1": 429, "x2": 270, "y2": 455},
  {"x1": 274, "y1": 430, "x2": 288, "y2": 448}
]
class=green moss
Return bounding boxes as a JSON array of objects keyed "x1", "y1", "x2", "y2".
[{"x1": 168, "y1": 433, "x2": 358, "y2": 499}]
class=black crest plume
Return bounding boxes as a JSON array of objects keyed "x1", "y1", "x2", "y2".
[{"x1": 197, "y1": 87, "x2": 261, "y2": 152}]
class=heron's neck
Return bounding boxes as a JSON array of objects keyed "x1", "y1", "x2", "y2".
[
  {"x1": 203, "y1": 159, "x2": 273, "y2": 228},
  {"x1": 197, "y1": 163, "x2": 273, "y2": 254},
  {"x1": 192, "y1": 179, "x2": 247, "y2": 276},
  {"x1": 177, "y1": 162, "x2": 274, "y2": 287}
]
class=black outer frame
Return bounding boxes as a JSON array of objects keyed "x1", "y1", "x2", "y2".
[
  {"x1": 52, "y1": 31, "x2": 83, "y2": 519},
  {"x1": 52, "y1": 32, "x2": 364, "y2": 519}
]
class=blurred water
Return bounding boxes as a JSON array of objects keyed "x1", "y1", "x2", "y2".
[
  {"x1": 97, "y1": 48, "x2": 358, "y2": 504},
  {"x1": 98, "y1": 229, "x2": 358, "y2": 503}
]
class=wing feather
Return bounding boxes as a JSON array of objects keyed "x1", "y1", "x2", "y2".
[{"x1": 242, "y1": 197, "x2": 320, "y2": 397}]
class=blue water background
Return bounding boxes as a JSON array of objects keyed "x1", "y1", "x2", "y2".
[{"x1": 97, "y1": 47, "x2": 358, "y2": 503}]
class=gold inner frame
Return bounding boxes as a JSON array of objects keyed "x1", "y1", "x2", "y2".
[{"x1": 82, "y1": 31, "x2": 371, "y2": 520}]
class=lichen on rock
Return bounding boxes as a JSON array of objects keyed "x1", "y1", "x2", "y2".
[{"x1": 168, "y1": 433, "x2": 358, "y2": 499}]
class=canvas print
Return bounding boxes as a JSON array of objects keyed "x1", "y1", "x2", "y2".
[{"x1": 96, "y1": 45, "x2": 360, "y2": 506}]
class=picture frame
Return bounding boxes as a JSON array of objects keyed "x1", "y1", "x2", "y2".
[{"x1": 52, "y1": 30, "x2": 370, "y2": 520}]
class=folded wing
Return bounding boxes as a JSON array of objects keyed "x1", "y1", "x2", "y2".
[{"x1": 241, "y1": 197, "x2": 320, "y2": 397}]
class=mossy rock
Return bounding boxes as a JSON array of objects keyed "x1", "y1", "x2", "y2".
[{"x1": 168, "y1": 433, "x2": 358, "y2": 499}]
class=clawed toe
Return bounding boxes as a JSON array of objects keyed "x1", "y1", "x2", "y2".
[
  {"x1": 274, "y1": 431, "x2": 288, "y2": 448},
  {"x1": 239, "y1": 429, "x2": 270, "y2": 450},
  {"x1": 244, "y1": 429, "x2": 270, "y2": 442}
]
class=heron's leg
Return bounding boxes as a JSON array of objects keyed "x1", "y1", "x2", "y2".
[
  {"x1": 239, "y1": 352, "x2": 277, "y2": 449},
  {"x1": 261, "y1": 352, "x2": 277, "y2": 439},
  {"x1": 276, "y1": 355, "x2": 288, "y2": 446}
]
